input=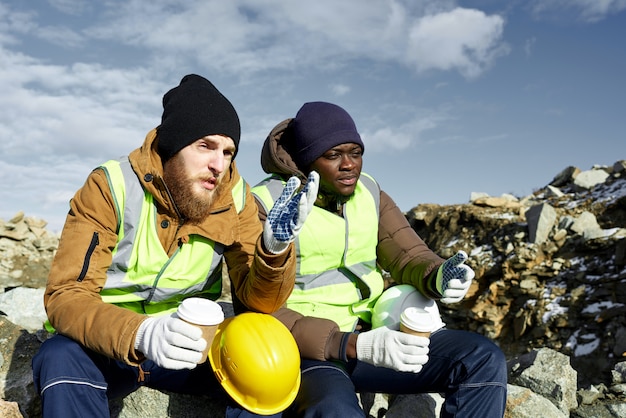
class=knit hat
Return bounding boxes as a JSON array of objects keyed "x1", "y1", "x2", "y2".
[
  {"x1": 157, "y1": 74, "x2": 241, "y2": 161},
  {"x1": 291, "y1": 102, "x2": 364, "y2": 168}
]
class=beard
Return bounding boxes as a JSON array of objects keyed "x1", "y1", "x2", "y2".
[{"x1": 163, "y1": 154, "x2": 224, "y2": 224}]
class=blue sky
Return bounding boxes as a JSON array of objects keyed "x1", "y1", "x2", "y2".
[{"x1": 1, "y1": 0, "x2": 624, "y2": 233}]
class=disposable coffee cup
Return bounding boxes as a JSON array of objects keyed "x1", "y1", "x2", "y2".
[
  {"x1": 399, "y1": 307, "x2": 434, "y2": 338},
  {"x1": 176, "y1": 298, "x2": 225, "y2": 364}
]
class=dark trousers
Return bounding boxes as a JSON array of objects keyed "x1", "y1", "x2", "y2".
[
  {"x1": 31, "y1": 334, "x2": 270, "y2": 417},
  {"x1": 34, "y1": 329, "x2": 506, "y2": 418},
  {"x1": 283, "y1": 328, "x2": 507, "y2": 418}
]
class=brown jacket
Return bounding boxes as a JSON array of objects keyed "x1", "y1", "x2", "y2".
[
  {"x1": 45, "y1": 129, "x2": 296, "y2": 365},
  {"x1": 257, "y1": 119, "x2": 445, "y2": 361}
]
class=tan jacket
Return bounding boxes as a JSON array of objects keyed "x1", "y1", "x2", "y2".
[
  {"x1": 258, "y1": 119, "x2": 445, "y2": 361},
  {"x1": 45, "y1": 129, "x2": 296, "y2": 365}
]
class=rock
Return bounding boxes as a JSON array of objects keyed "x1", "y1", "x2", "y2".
[
  {"x1": 577, "y1": 385, "x2": 603, "y2": 405},
  {"x1": 574, "y1": 169, "x2": 610, "y2": 190},
  {"x1": 525, "y1": 203, "x2": 557, "y2": 244},
  {"x1": 0, "y1": 399, "x2": 24, "y2": 418},
  {"x1": 505, "y1": 384, "x2": 567, "y2": 418},
  {"x1": 550, "y1": 165, "x2": 581, "y2": 187},
  {"x1": 570, "y1": 211, "x2": 604, "y2": 240},
  {"x1": 0, "y1": 288, "x2": 47, "y2": 332},
  {"x1": 2, "y1": 160, "x2": 626, "y2": 417},
  {"x1": 614, "y1": 328, "x2": 626, "y2": 357},
  {"x1": 545, "y1": 185, "x2": 565, "y2": 198},
  {"x1": 571, "y1": 402, "x2": 626, "y2": 418},
  {"x1": 508, "y1": 348, "x2": 578, "y2": 414},
  {"x1": 611, "y1": 361, "x2": 626, "y2": 384},
  {"x1": 472, "y1": 193, "x2": 521, "y2": 209},
  {"x1": 470, "y1": 192, "x2": 490, "y2": 202},
  {"x1": 0, "y1": 318, "x2": 43, "y2": 418},
  {"x1": 108, "y1": 386, "x2": 228, "y2": 417}
]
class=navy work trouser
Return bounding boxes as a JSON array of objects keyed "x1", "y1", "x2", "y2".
[
  {"x1": 32, "y1": 334, "x2": 269, "y2": 418},
  {"x1": 282, "y1": 328, "x2": 508, "y2": 418}
]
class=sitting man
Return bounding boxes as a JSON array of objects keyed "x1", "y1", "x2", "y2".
[
  {"x1": 250, "y1": 101, "x2": 507, "y2": 417},
  {"x1": 32, "y1": 74, "x2": 318, "y2": 418}
]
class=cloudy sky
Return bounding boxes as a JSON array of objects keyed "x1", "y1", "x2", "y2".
[{"x1": 1, "y1": 0, "x2": 625, "y2": 233}]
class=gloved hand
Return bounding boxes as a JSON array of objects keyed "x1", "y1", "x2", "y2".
[
  {"x1": 263, "y1": 171, "x2": 319, "y2": 254},
  {"x1": 134, "y1": 315, "x2": 207, "y2": 370},
  {"x1": 355, "y1": 326, "x2": 429, "y2": 373},
  {"x1": 436, "y1": 250, "x2": 475, "y2": 304}
]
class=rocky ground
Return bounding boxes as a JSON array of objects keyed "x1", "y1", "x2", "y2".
[
  {"x1": 0, "y1": 160, "x2": 625, "y2": 417},
  {"x1": 405, "y1": 161, "x2": 626, "y2": 392}
]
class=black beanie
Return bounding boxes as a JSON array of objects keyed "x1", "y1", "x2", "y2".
[
  {"x1": 292, "y1": 102, "x2": 364, "y2": 169},
  {"x1": 157, "y1": 74, "x2": 241, "y2": 162}
]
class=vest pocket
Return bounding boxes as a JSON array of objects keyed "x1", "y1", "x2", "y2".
[{"x1": 77, "y1": 232, "x2": 99, "y2": 282}]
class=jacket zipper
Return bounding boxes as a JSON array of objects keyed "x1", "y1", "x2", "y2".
[{"x1": 77, "y1": 232, "x2": 99, "y2": 282}]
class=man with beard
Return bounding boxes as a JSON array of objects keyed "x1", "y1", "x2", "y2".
[
  {"x1": 250, "y1": 102, "x2": 507, "y2": 417},
  {"x1": 32, "y1": 74, "x2": 318, "y2": 418}
]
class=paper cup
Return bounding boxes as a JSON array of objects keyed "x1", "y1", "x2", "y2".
[
  {"x1": 177, "y1": 298, "x2": 225, "y2": 364},
  {"x1": 400, "y1": 307, "x2": 435, "y2": 338}
]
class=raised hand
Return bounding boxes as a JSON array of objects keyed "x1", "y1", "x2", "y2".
[{"x1": 262, "y1": 171, "x2": 319, "y2": 254}]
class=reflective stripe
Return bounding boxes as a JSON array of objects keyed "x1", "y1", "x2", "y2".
[
  {"x1": 231, "y1": 174, "x2": 246, "y2": 213},
  {"x1": 252, "y1": 173, "x2": 384, "y2": 331},
  {"x1": 40, "y1": 379, "x2": 108, "y2": 395},
  {"x1": 97, "y1": 158, "x2": 246, "y2": 315}
]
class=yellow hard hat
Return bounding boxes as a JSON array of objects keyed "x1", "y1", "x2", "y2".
[{"x1": 209, "y1": 312, "x2": 301, "y2": 415}]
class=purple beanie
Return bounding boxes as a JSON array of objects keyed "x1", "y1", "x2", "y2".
[
  {"x1": 157, "y1": 74, "x2": 240, "y2": 161},
  {"x1": 292, "y1": 102, "x2": 364, "y2": 168}
]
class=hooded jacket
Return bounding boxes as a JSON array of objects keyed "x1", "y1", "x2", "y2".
[
  {"x1": 256, "y1": 119, "x2": 445, "y2": 361},
  {"x1": 44, "y1": 129, "x2": 296, "y2": 365}
]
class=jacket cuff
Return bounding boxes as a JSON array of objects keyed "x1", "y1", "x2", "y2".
[
  {"x1": 325, "y1": 330, "x2": 353, "y2": 362},
  {"x1": 256, "y1": 236, "x2": 291, "y2": 266},
  {"x1": 426, "y1": 267, "x2": 444, "y2": 298}
]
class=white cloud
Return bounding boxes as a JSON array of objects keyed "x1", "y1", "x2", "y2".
[
  {"x1": 2, "y1": 0, "x2": 621, "y2": 231},
  {"x1": 331, "y1": 84, "x2": 351, "y2": 96},
  {"x1": 529, "y1": 0, "x2": 626, "y2": 22},
  {"x1": 76, "y1": 1, "x2": 509, "y2": 79},
  {"x1": 363, "y1": 109, "x2": 449, "y2": 151},
  {"x1": 406, "y1": 8, "x2": 509, "y2": 79},
  {"x1": 0, "y1": 47, "x2": 162, "y2": 163},
  {"x1": 0, "y1": 3, "x2": 37, "y2": 44},
  {"x1": 48, "y1": 0, "x2": 90, "y2": 16},
  {"x1": 524, "y1": 37, "x2": 537, "y2": 57},
  {"x1": 37, "y1": 25, "x2": 84, "y2": 48}
]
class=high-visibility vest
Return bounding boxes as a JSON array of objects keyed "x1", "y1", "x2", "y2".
[
  {"x1": 252, "y1": 173, "x2": 383, "y2": 331},
  {"x1": 97, "y1": 156, "x2": 246, "y2": 316}
]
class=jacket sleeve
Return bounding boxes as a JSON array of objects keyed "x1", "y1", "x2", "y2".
[
  {"x1": 44, "y1": 168, "x2": 147, "y2": 364},
  {"x1": 376, "y1": 190, "x2": 445, "y2": 299},
  {"x1": 272, "y1": 308, "x2": 351, "y2": 362},
  {"x1": 253, "y1": 201, "x2": 353, "y2": 360},
  {"x1": 226, "y1": 182, "x2": 297, "y2": 314}
]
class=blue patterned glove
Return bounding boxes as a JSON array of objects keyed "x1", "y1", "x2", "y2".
[
  {"x1": 436, "y1": 250, "x2": 475, "y2": 304},
  {"x1": 262, "y1": 171, "x2": 319, "y2": 254}
]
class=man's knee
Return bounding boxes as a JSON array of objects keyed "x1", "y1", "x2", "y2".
[
  {"x1": 33, "y1": 335, "x2": 102, "y2": 389},
  {"x1": 471, "y1": 336, "x2": 507, "y2": 383}
]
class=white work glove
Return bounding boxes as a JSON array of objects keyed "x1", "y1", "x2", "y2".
[
  {"x1": 134, "y1": 316, "x2": 207, "y2": 370},
  {"x1": 436, "y1": 250, "x2": 475, "y2": 304},
  {"x1": 263, "y1": 171, "x2": 319, "y2": 254},
  {"x1": 355, "y1": 326, "x2": 429, "y2": 373}
]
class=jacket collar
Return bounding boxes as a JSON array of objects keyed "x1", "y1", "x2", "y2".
[{"x1": 128, "y1": 128, "x2": 242, "y2": 245}]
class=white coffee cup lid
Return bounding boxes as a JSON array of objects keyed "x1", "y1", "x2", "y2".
[
  {"x1": 400, "y1": 307, "x2": 437, "y2": 332},
  {"x1": 177, "y1": 298, "x2": 224, "y2": 325}
]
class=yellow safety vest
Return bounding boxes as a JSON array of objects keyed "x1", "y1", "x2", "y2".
[
  {"x1": 252, "y1": 173, "x2": 383, "y2": 331},
  {"x1": 99, "y1": 157, "x2": 245, "y2": 316}
]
